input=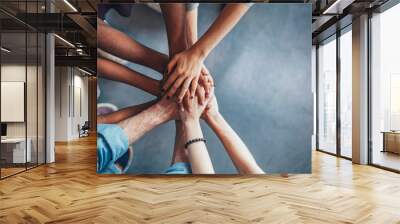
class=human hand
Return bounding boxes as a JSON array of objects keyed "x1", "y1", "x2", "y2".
[
  {"x1": 163, "y1": 47, "x2": 205, "y2": 103},
  {"x1": 196, "y1": 65, "x2": 214, "y2": 101},
  {"x1": 202, "y1": 93, "x2": 220, "y2": 122},
  {"x1": 179, "y1": 92, "x2": 211, "y2": 123},
  {"x1": 156, "y1": 96, "x2": 179, "y2": 121}
]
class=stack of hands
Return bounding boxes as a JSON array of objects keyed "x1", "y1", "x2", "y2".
[
  {"x1": 160, "y1": 79, "x2": 219, "y2": 125},
  {"x1": 97, "y1": 3, "x2": 265, "y2": 175}
]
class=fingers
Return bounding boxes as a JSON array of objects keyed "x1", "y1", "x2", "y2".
[
  {"x1": 178, "y1": 101, "x2": 184, "y2": 112},
  {"x1": 196, "y1": 86, "x2": 206, "y2": 105},
  {"x1": 166, "y1": 76, "x2": 185, "y2": 99},
  {"x1": 162, "y1": 71, "x2": 179, "y2": 94},
  {"x1": 201, "y1": 69, "x2": 211, "y2": 96},
  {"x1": 183, "y1": 92, "x2": 191, "y2": 112},
  {"x1": 162, "y1": 56, "x2": 179, "y2": 92},
  {"x1": 190, "y1": 76, "x2": 199, "y2": 99},
  {"x1": 166, "y1": 55, "x2": 178, "y2": 77},
  {"x1": 177, "y1": 78, "x2": 193, "y2": 103},
  {"x1": 204, "y1": 77, "x2": 212, "y2": 97},
  {"x1": 209, "y1": 76, "x2": 215, "y2": 87}
]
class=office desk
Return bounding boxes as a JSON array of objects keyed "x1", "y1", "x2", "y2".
[
  {"x1": 382, "y1": 131, "x2": 400, "y2": 154},
  {"x1": 1, "y1": 138, "x2": 31, "y2": 163}
]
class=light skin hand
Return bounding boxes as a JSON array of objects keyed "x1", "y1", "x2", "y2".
[
  {"x1": 198, "y1": 67, "x2": 214, "y2": 96},
  {"x1": 163, "y1": 3, "x2": 249, "y2": 102},
  {"x1": 164, "y1": 6, "x2": 213, "y2": 103},
  {"x1": 201, "y1": 94, "x2": 219, "y2": 122},
  {"x1": 163, "y1": 48, "x2": 205, "y2": 102},
  {"x1": 202, "y1": 95, "x2": 264, "y2": 174},
  {"x1": 179, "y1": 90, "x2": 210, "y2": 122},
  {"x1": 179, "y1": 92, "x2": 214, "y2": 174},
  {"x1": 117, "y1": 97, "x2": 178, "y2": 145}
]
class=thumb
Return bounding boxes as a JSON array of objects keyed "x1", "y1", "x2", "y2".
[{"x1": 166, "y1": 56, "x2": 178, "y2": 75}]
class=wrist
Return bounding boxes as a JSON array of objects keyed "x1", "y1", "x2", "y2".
[
  {"x1": 154, "y1": 99, "x2": 176, "y2": 122},
  {"x1": 169, "y1": 39, "x2": 188, "y2": 56},
  {"x1": 204, "y1": 112, "x2": 222, "y2": 124},
  {"x1": 182, "y1": 117, "x2": 200, "y2": 125},
  {"x1": 190, "y1": 44, "x2": 207, "y2": 61},
  {"x1": 185, "y1": 35, "x2": 195, "y2": 48}
]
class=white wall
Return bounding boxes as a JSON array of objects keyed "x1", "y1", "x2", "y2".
[
  {"x1": 55, "y1": 66, "x2": 69, "y2": 141},
  {"x1": 1, "y1": 65, "x2": 40, "y2": 138},
  {"x1": 1, "y1": 63, "x2": 46, "y2": 164},
  {"x1": 54, "y1": 67, "x2": 89, "y2": 141}
]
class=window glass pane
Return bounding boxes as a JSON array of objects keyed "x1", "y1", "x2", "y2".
[
  {"x1": 340, "y1": 29, "x2": 352, "y2": 158},
  {"x1": 27, "y1": 30, "x2": 38, "y2": 169},
  {"x1": 318, "y1": 36, "x2": 337, "y2": 154},
  {"x1": 26, "y1": 0, "x2": 39, "y2": 169},
  {"x1": 1, "y1": 22, "x2": 28, "y2": 177},
  {"x1": 0, "y1": 0, "x2": 46, "y2": 179},
  {"x1": 371, "y1": 3, "x2": 400, "y2": 171}
]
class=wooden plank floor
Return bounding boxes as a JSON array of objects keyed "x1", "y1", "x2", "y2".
[{"x1": 1, "y1": 136, "x2": 400, "y2": 224}]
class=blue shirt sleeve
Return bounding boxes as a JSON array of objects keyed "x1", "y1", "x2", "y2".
[{"x1": 97, "y1": 124, "x2": 129, "y2": 173}]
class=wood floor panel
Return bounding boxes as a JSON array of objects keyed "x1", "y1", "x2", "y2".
[{"x1": 0, "y1": 136, "x2": 399, "y2": 223}]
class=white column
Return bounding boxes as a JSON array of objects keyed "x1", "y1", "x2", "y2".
[
  {"x1": 352, "y1": 14, "x2": 369, "y2": 164},
  {"x1": 46, "y1": 1, "x2": 55, "y2": 163},
  {"x1": 46, "y1": 33, "x2": 55, "y2": 163}
]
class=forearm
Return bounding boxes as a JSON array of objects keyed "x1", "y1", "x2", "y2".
[
  {"x1": 171, "y1": 120, "x2": 188, "y2": 165},
  {"x1": 205, "y1": 113, "x2": 264, "y2": 174},
  {"x1": 98, "y1": 20, "x2": 168, "y2": 73},
  {"x1": 183, "y1": 120, "x2": 214, "y2": 174},
  {"x1": 117, "y1": 100, "x2": 174, "y2": 145},
  {"x1": 98, "y1": 58, "x2": 161, "y2": 96},
  {"x1": 97, "y1": 100, "x2": 156, "y2": 124},
  {"x1": 160, "y1": 4, "x2": 188, "y2": 56},
  {"x1": 185, "y1": 9, "x2": 198, "y2": 47},
  {"x1": 191, "y1": 4, "x2": 250, "y2": 59}
]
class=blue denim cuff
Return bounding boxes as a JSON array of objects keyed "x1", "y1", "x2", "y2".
[{"x1": 97, "y1": 124, "x2": 129, "y2": 173}]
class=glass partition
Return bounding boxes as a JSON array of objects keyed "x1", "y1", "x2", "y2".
[
  {"x1": 1, "y1": 30, "x2": 28, "y2": 178},
  {"x1": 27, "y1": 30, "x2": 38, "y2": 169},
  {"x1": 317, "y1": 35, "x2": 337, "y2": 154},
  {"x1": 38, "y1": 32, "x2": 45, "y2": 165},
  {"x1": 339, "y1": 27, "x2": 352, "y2": 158},
  {"x1": 0, "y1": 1, "x2": 46, "y2": 179},
  {"x1": 371, "y1": 3, "x2": 400, "y2": 171}
]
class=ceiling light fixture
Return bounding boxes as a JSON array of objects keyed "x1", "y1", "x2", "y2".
[
  {"x1": 78, "y1": 67, "x2": 93, "y2": 76},
  {"x1": 1, "y1": 47, "x2": 11, "y2": 53},
  {"x1": 54, "y1": 34, "x2": 75, "y2": 48},
  {"x1": 63, "y1": 0, "x2": 78, "y2": 12},
  {"x1": 322, "y1": 0, "x2": 354, "y2": 15}
]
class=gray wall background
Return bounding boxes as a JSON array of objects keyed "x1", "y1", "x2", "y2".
[{"x1": 98, "y1": 3, "x2": 313, "y2": 174}]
